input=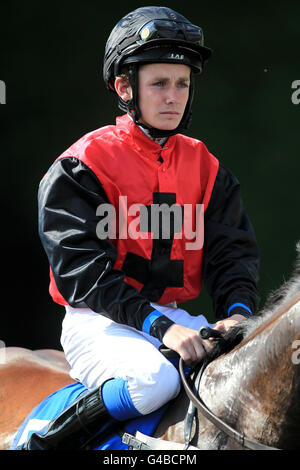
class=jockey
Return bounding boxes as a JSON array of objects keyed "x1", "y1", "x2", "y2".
[{"x1": 26, "y1": 6, "x2": 260, "y2": 449}]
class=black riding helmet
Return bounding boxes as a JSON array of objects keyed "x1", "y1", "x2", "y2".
[{"x1": 103, "y1": 6, "x2": 212, "y2": 138}]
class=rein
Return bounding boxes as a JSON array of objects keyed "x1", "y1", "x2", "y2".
[
  {"x1": 179, "y1": 355, "x2": 280, "y2": 450},
  {"x1": 121, "y1": 325, "x2": 281, "y2": 451}
]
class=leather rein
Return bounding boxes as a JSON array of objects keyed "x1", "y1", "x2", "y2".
[{"x1": 177, "y1": 327, "x2": 280, "y2": 451}]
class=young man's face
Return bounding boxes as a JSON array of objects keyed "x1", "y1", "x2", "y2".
[{"x1": 137, "y1": 63, "x2": 191, "y2": 131}]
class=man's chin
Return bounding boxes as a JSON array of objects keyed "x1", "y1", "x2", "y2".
[
  {"x1": 139, "y1": 117, "x2": 181, "y2": 131},
  {"x1": 155, "y1": 118, "x2": 182, "y2": 131}
]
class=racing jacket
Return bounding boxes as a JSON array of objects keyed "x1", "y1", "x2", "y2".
[{"x1": 38, "y1": 114, "x2": 260, "y2": 342}]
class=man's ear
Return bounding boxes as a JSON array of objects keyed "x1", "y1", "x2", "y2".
[{"x1": 114, "y1": 76, "x2": 133, "y2": 102}]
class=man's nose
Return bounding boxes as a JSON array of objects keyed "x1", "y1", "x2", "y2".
[{"x1": 165, "y1": 86, "x2": 178, "y2": 104}]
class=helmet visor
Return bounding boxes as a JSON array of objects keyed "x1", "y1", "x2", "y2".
[
  {"x1": 122, "y1": 45, "x2": 204, "y2": 74},
  {"x1": 137, "y1": 19, "x2": 203, "y2": 45}
]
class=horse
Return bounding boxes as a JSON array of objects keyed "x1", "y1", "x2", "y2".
[
  {"x1": 154, "y1": 243, "x2": 300, "y2": 450},
  {"x1": 1, "y1": 245, "x2": 300, "y2": 450}
]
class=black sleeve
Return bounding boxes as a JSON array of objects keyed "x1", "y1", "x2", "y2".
[
  {"x1": 38, "y1": 156, "x2": 174, "y2": 337},
  {"x1": 202, "y1": 164, "x2": 260, "y2": 319}
]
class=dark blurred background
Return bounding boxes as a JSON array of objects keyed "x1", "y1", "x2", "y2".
[{"x1": 0, "y1": 0, "x2": 299, "y2": 350}]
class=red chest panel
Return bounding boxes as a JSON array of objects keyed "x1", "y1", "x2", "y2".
[{"x1": 49, "y1": 115, "x2": 219, "y2": 306}]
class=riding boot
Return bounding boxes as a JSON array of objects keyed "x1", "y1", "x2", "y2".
[{"x1": 23, "y1": 384, "x2": 117, "y2": 450}]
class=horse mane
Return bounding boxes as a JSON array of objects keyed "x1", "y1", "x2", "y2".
[{"x1": 208, "y1": 241, "x2": 300, "y2": 360}]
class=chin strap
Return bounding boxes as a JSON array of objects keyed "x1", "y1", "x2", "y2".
[{"x1": 135, "y1": 118, "x2": 184, "y2": 139}]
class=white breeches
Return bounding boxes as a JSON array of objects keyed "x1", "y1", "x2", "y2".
[{"x1": 60, "y1": 303, "x2": 211, "y2": 415}]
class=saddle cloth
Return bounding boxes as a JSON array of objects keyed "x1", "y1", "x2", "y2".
[{"x1": 11, "y1": 382, "x2": 169, "y2": 450}]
